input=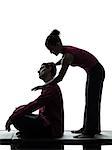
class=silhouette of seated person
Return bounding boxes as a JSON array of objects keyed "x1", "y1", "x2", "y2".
[{"x1": 5, "y1": 62, "x2": 64, "y2": 138}]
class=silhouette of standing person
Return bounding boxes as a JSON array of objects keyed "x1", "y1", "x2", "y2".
[
  {"x1": 32, "y1": 29, "x2": 105, "y2": 137},
  {"x1": 5, "y1": 62, "x2": 64, "y2": 138}
]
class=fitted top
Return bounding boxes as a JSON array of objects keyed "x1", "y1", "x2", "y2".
[{"x1": 63, "y1": 46, "x2": 99, "y2": 73}]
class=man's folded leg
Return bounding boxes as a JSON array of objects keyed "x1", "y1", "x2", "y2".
[{"x1": 12, "y1": 114, "x2": 51, "y2": 137}]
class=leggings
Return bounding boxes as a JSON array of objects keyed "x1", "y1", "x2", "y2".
[{"x1": 83, "y1": 63, "x2": 105, "y2": 134}]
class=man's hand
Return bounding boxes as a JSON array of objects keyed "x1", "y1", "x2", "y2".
[
  {"x1": 5, "y1": 119, "x2": 12, "y2": 132},
  {"x1": 31, "y1": 86, "x2": 43, "y2": 91}
]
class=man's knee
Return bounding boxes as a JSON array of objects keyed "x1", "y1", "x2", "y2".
[{"x1": 12, "y1": 116, "x2": 26, "y2": 130}]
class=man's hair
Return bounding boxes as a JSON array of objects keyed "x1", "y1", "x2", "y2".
[{"x1": 42, "y1": 62, "x2": 57, "y2": 77}]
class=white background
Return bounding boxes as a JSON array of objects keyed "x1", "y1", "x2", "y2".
[{"x1": 0, "y1": 0, "x2": 112, "y2": 149}]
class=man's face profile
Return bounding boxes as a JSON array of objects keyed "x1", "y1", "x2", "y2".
[{"x1": 38, "y1": 64, "x2": 51, "y2": 80}]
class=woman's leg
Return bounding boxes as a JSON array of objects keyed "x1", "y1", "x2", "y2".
[{"x1": 83, "y1": 64, "x2": 105, "y2": 135}]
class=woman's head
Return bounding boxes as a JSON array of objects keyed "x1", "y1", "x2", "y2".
[{"x1": 45, "y1": 29, "x2": 63, "y2": 55}]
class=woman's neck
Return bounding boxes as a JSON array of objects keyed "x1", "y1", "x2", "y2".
[{"x1": 59, "y1": 45, "x2": 64, "y2": 54}]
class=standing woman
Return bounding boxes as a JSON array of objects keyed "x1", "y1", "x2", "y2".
[{"x1": 33, "y1": 29, "x2": 105, "y2": 137}]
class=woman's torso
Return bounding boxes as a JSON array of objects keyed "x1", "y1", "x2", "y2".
[{"x1": 63, "y1": 46, "x2": 99, "y2": 73}]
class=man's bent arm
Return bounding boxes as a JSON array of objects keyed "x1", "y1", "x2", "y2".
[{"x1": 9, "y1": 86, "x2": 57, "y2": 121}]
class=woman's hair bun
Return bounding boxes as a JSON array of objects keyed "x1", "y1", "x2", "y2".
[{"x1": 50, "y1": 29, "x2": 60, "y2": 36}]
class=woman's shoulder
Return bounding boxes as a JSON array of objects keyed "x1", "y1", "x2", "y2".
[
  {"x1": 63, "y1": 45, "x2": 80, "y2": 54},
  {"x1": 63, "y1": 45, "x2": 81, "y2": 50},
  {"x1": 63, "y1": 45, "x2": 78, "y2": 48}
]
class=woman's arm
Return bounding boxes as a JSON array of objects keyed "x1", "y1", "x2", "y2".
[
  {"x1": 42, "y1": 53, "x2": 74, "y2": 86},
  {"x1": 31, "y1": 53, "x2": 74, "y2": 91},
  {"x1": 42, "y1": 63, "x2": 69, "y2": 86},
  {"x1": 55, "y1": 59, "x2": 62, "y2": 66},
  {"x1": 52, "y1": 53, "x2": 74, "y2": 82}
]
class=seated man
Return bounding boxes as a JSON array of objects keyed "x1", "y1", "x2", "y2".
[{"x1": 5, "y1": 62, "x2": 64, "y2": 138}]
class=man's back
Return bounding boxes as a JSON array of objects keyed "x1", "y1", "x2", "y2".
[{"x1": 39, "y1": 84, "x2": 64, "y2": 137}]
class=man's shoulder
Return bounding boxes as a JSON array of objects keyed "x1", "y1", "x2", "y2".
[
  {"x1": 47, "y1": 84, "x2": 60, "y2": 89},
  {"x1": 45, "y1": 84, "x2": 61, "y2": 92}
]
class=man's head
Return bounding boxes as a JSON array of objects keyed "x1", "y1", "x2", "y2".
[{"x1": 38, "y1": 62, "x2": 57, "y2": 82}]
